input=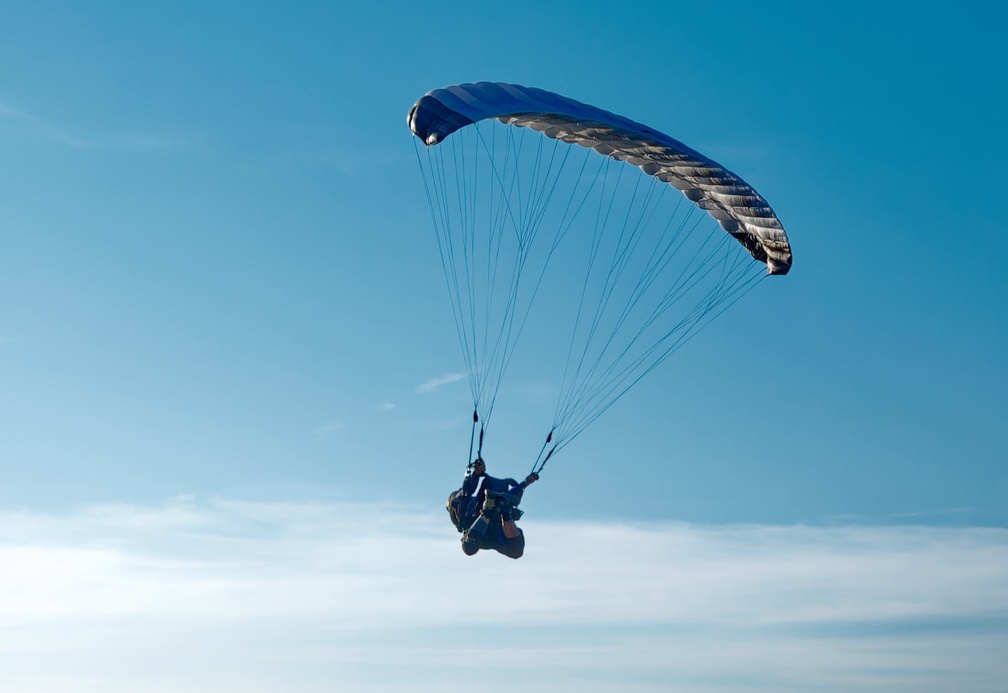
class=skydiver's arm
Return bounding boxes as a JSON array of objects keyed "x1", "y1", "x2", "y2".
[{"x1": 462, "y1": 471, "x2": 480, "y2": 496}]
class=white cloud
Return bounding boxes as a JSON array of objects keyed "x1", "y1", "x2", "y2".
[
  {"x1": 0, "y1": 499, "x2": 1006, "y2": 692},
  {"x1": 415, "y1": 373, "x2": 464, "y2": 394},
  {"x1": 375, "y1": 402, "x2": 396, "y2": 411}
]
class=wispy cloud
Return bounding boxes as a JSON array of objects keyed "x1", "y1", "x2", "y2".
[
  {"x1": 887, "y1": 506, "x2": 974, "y2": 519},
  {"x1": 106, "y1": 132, "x2": 188, "y2": 152},
  {"x1": 0, "y1": 498, "x2": 1006, "y2": 692},
  {"x1": 0, "y1": 98, "x2": 183, "y2": 152},
  {"x1": 315, "y1": 420, "x2": 345, "y2": 435},
  {"x1": 416, "y1": 373, "x2": 464, "y2": 394},
  {"x1": 0, "y1": 99, "x2": 98, "y2": 148},
  {"x1": 281, "y1": 141, "x2": 402, "y2": 177},
  {"x1": 375, "y1": 402, "x2": 396, "y2": 411}
]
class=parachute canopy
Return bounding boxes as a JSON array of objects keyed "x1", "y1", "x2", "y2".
[
  {"x1": 409, "y1": 82, "x2": 791, "y2": 275},
  {"x1": 409, "y1": 83, "x2": 791, "y2": 468}
]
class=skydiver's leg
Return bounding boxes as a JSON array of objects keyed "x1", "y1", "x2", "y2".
[
  {"x1": 495, "y1": 523, "x2": 525, "y2": 559},
  {"x1": 487, "y1": 489, "x2": 522, "y2": 507},
  {"x1": 502, "y1": 517, "x2": 519, "y2": 539}
]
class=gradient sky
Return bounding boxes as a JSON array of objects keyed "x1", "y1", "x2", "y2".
[{"x1": 1, "y1": 2, "x2": 1006, "y2": 691}]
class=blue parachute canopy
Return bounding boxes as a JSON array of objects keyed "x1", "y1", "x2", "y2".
[{"x1": 409, "y1": 82, "x2": 791, "y2": 275}]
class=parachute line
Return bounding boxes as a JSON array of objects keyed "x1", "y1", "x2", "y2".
[{"x1": 411, "y1": 86, "x2": 789, "y2": 462}]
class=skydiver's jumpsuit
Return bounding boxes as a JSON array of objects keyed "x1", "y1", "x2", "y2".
[{"x1": 453, "y1": 469, "x2": 529, "y2": 559}]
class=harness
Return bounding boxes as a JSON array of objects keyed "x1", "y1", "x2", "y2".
[{"x1": 466, "y1": 408, "x2": 557, "y2": 479}]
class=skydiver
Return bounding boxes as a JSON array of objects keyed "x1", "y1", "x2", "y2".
[{"x1": 446, "y1": 457, "x2": 538, "y2": 559}]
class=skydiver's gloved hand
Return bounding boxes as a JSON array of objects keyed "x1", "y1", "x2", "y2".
[{"x1": 523, "y1": 472, "x2": 539, "y2": 487}]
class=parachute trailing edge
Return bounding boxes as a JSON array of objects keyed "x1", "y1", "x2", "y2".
[{"x1": 408, "y1": 82, "x2": 792, "y2": 275}]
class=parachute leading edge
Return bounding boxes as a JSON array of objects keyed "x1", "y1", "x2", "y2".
[{"x1": 408, "y1": 82, "x2": 792, "y2": 275}]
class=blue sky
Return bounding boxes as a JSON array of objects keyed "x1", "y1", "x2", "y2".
[{"x1": 1, "y1": 1, "x2": 1006, "y2": 691}]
